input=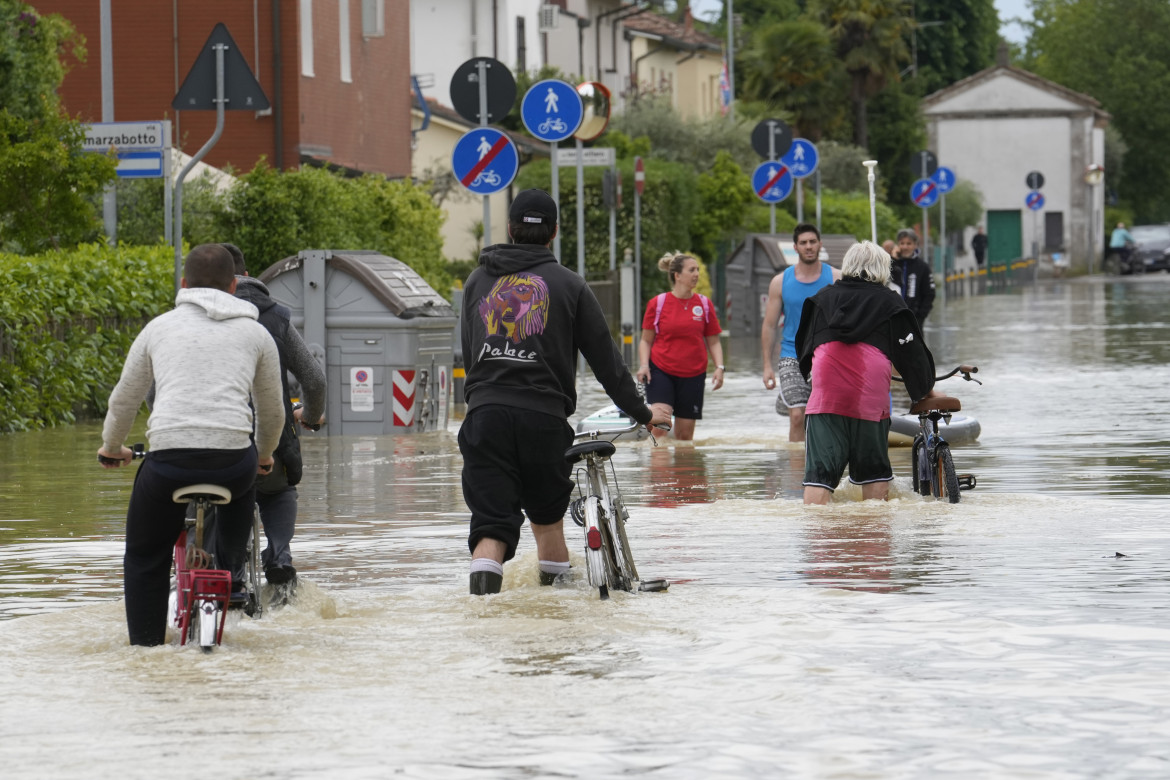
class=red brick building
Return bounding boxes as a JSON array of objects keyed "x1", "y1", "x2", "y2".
[{"x1": 32, "y1": 0, "x2": 411, "y2": 176}]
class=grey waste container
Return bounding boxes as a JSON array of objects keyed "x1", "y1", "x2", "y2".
[
  {"x1": 723, "y1": 233, "x2": 790, "y2": 337},
  {"x1": 259, "y1": 250, "x2": 457, "y2": 435}
]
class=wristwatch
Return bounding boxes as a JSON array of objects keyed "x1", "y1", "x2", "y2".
[{"x1": 716, "y1": 365, "x2": 726, "y2": 371}]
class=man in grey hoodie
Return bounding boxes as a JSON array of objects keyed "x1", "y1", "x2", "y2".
[{"x1": 98, "y1": 244, "x2": 284, "y2": 646}]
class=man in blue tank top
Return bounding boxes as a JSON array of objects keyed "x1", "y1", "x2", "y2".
[{"x1": 761, "y1": 224, "x2": 840, "y2": 442}]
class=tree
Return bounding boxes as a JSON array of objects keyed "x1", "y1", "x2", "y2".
[
  {"x1": 1022, "y1": 0, "x2": 1170, "y2": 221},
  {"x1": 0, "y1": 2, "x2": 84, "y2": 120},
  {"x1": 811, "y1": 0, "x2": 914, "y2": 148},
  {"x1": 910, "y1": 0, "x2": 999, "y2": 95},
  {"x1": 0, "y1": 3, "x2": 115, "y2": 251},
  {"x1": 691, "y1": 151, "x2": 756, "y2": 261},
  {"x1": 864, "y1": 79, "x2": 927, "y2": 216},
  {"x1": 740, "y1": 18, "x2": 847, "y2": 139}
]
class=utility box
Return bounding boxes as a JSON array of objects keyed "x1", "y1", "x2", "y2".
[
  {"x1": 723, "y1": 233, "x2": 790, "y2": 337},
  {"x1": 259, "y1": 250, "x2": 456, "y2": 435}
]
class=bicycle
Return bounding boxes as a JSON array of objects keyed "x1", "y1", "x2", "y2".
[
  {"x1": 900, "y1": 365, "x2": 982, "y2": 503},
  {"x1": 565, "y1": 420, "x2": 669, "y2": 600},
  {"x1": 101, "y1": 444, "x2": 263, "y2": 650}
]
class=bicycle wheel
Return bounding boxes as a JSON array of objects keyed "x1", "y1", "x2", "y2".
[
  {"x1": 581, "y1": 496, "x2": 610, "y2": 600},
  {"x1": 930, "y1": 444, "x2": 961, "y2": 504},
  {"x1": 911, "y1": 434, "x2": 928, "y2": 495},
  {"x1": 606, "y1": 496, "x2": 638, "y2": 592},
  {"x1": 244, "y1": 504, "x2": 263, "y2": 618}
]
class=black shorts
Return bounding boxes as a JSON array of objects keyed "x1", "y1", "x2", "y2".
[
  {"x1": 803, "y1": 413, "x2": 893, "y2": 491},
  {"x1": 459, "y1": 404, "x2": 575, "y2": 562},
  {"x1": 644, "y1": 361, "x2": 706, "y2": 420}
]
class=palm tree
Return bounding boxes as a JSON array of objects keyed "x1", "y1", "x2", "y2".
[
  {"x1": 811, "y1": 0, "x2": 913, "y2": 149},
  {"x1": 741, "y1": 19, "x2": 844, "y2": 140}
]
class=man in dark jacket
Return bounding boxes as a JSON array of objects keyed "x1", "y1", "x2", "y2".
[
  {"x1": 796, "y1": 241, "x2": 939, "y2": 505},
  {"x1": 890, "y1": 228, "x2": 935, "y2": 324},
  {"x1": 223, "y1": 244, "x2": 326, "y2": 592},
  {"x1": 459, "y1": 190, "x2": 669, "y2": 595},
  {"x1": 971, "y1": 225, "x2": 988, "y2": 266}
]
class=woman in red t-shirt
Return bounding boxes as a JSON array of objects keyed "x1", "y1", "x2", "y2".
[{"x1": 636, "y1": 252, "x2": 724, "y2": 440}]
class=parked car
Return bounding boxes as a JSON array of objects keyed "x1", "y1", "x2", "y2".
[{"x1": 1129, "y1": 224, "x2": 1170, "y2": 273}]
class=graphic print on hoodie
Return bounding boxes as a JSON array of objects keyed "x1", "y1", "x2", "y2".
[{"x1": 476, "y1": 272, "x2": 549, "y2": 362}]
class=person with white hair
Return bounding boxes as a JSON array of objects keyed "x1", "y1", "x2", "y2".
[{"x1": 795, "y1": 241, "x2": 939, "y2": 505}]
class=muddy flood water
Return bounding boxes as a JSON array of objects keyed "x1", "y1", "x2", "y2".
[{"x1": 2, "y1": 275, "x2": 1170, "y2": 778}]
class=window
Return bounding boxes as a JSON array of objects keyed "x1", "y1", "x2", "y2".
[
  {"x1": 362, "y1": 0, "x2": 384, "y2": 37},
  {"x1": 300, "y1": 0, "x2": 314, "y2": 77},
  {"x1": 340, "y1": 1, "x2": 352, "y2": 83},
  {"x1": 516, "y1": 17, "x2": 527, "y2": 73}
]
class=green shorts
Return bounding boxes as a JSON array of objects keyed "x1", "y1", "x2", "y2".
[{"x1": 803, "y1": 413, "x2": 893, "y2": 491}]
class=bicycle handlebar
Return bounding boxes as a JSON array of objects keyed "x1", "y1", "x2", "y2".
[
  {"x1": 574, "y1": 419, "x2": 671, "y2": 441},
  {"x1": 97, "y1": 442, "x2": 145, "y2": 466},
  {"x1": 893, "y1": 365, "x2": 982, "y2": 385}
]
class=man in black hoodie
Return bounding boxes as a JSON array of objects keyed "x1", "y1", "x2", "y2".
[
  {"x1": 224, "y1": 244, "x2": 326, "y2": 592},
  {"x1": 459, "y1": 190, "x2": 669, "y2": 595},
  {"x1": 890, "y1": 228, "x2": 935, "y2": 324},
  {"x1": 796, "y1": 241, "x2": 939, "y2": 505}
]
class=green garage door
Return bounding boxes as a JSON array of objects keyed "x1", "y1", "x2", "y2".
[{"x1": 986, "y1": 210, "x2": 1022, "y2": 267}]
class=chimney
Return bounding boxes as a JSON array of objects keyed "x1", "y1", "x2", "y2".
[
  {"x1": 996, "y1": 42, "x2": 1010, "y2": 68},
  {"x1": 684, "y1": 6, "x2": 693, "y2": 32}
]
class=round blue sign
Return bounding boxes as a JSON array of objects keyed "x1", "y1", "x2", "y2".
[
  {"x1": 752, "y1": 161, "x2": 793, "y2": 203},
  {"x1": 452, "y1": 128, "x2": 518, "y2": 195},
  {"x1": 1026, "y1": 190, "x2": 1045, "y2": 211},
  {"x1": 521, "y1": 79, "x2": 583, "y2": 143},
  {"x1": 781, "y1": 139, "x2": 819, "y2": 179},
  {"x1": 931, "y1": 166, "x2": 957, "y2": 194},
  {"x1": 910, "y1": 178, "x2": 940, "y2": 208}
]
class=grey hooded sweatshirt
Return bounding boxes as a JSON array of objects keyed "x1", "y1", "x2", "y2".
[{"x1": 102, "y1": 287, "x2": 284, "y2": 457}]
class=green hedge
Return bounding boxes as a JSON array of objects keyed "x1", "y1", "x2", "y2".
[{"x1": 0, "y1": 244, "x2": 173, "y2": 432}]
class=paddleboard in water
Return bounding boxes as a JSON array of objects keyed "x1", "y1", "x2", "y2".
[
  {"x1": 888, "y1": 413, "x2": 981, "y2": 447},
  {"x1": 574, "y1": 405, "x2": 650, "y2": 441}
]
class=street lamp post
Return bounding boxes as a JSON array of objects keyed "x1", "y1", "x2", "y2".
[{"x1": 1084, "y1": 163, "x2": 1105, "y2": 275}]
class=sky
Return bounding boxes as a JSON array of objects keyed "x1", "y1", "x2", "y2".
[{"x1": 688, "y1": 0, "x2": 1034, "y2": 46}]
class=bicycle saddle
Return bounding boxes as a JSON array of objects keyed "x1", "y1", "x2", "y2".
[
  {"x1": 910, "y1": 395, "x2": 962, "y2": 415},
  {"x1": 172, "y1": 484, "x2": 232, "y2": 505},
  {"x1": 564, "y1": 440, "x2": 616, "y2": 464}
]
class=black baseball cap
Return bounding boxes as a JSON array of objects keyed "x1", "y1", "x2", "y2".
[{"x1": 509, "y1": 189, "x2": 558, "y2": 227}]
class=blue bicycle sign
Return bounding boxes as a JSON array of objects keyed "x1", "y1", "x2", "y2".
[
  {"x1": 452, "y1": 128, "x2": 518, "y2": 195},
  {"x1": 752, "y1": 161, "x2": 793, "y2": 203},
  {"x1": 521, "y1": 80, "x2": 583, "y2": 143}
]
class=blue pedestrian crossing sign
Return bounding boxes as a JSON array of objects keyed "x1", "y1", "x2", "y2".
[
  {"x1": 452, "y1": 128, "x2": 518, "y2": 195},
  {"x1": 910, "y1": 178, "x2": 940, "y2": 208},
  {"x1": 752, "y1": 161, "x2": 793, "y2": 203},
  {"x1": 781, "y1": 139, "x2": 819, "y2": 179},
  {"x1": 1026, "y1": 190, "x2": 1045, "y2": 211},
  {"x1": 521, "y1": 79, "x2": 583, "y2": 143},
  {"x1": 931, "y1": 166, "x2": 957, "y2": 194}
]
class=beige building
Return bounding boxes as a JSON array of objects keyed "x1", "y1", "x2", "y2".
[
  {"x1": 411, "y1": 100, "x2": 549, "y2": 263},
  {"x1": 623, "y1": 9, "x2": 724, "y2": 120}
]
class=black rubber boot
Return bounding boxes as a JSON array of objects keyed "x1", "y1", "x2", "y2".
[{"x1": 470, "y1": 571, "x2": 503, "y2": 595}]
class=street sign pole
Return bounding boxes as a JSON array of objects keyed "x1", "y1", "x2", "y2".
[
  {"x1": 613, "y1": 161, "x2": 622, "y2": 271},
  {"x1": 815, "y1": 168, "x2": 822, "y2": 233},
  {"x1": 163, "y1": 121, "x2": 173, "y2": 244},
  {"x1": 551, "y1": 141, "x2": 560, "y2": 260},
  {"x1": 174, "y1": 43, "x2": 226, "y2": 292},
  {"x1": 576, "y1": 138, "x2": 585, "y2": 277},
  {"x1": 477, "y1": 60, "x2": 491, "y2": 246},
  {"x1": 796, "y1": 178, "x2": 803, "y2": 224},
  {"x1": 939, "y1": 192, "x2": 946, "y2": 305},
  {"x1": 768, "y1": 131, "x2": 776, "y2": 234},
  {"x1": 634, "y1": 156, "x2": 644, "y2": 310},
  {"x1": 100, "y1": 0, "x2": 116, "y2": 245}
]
